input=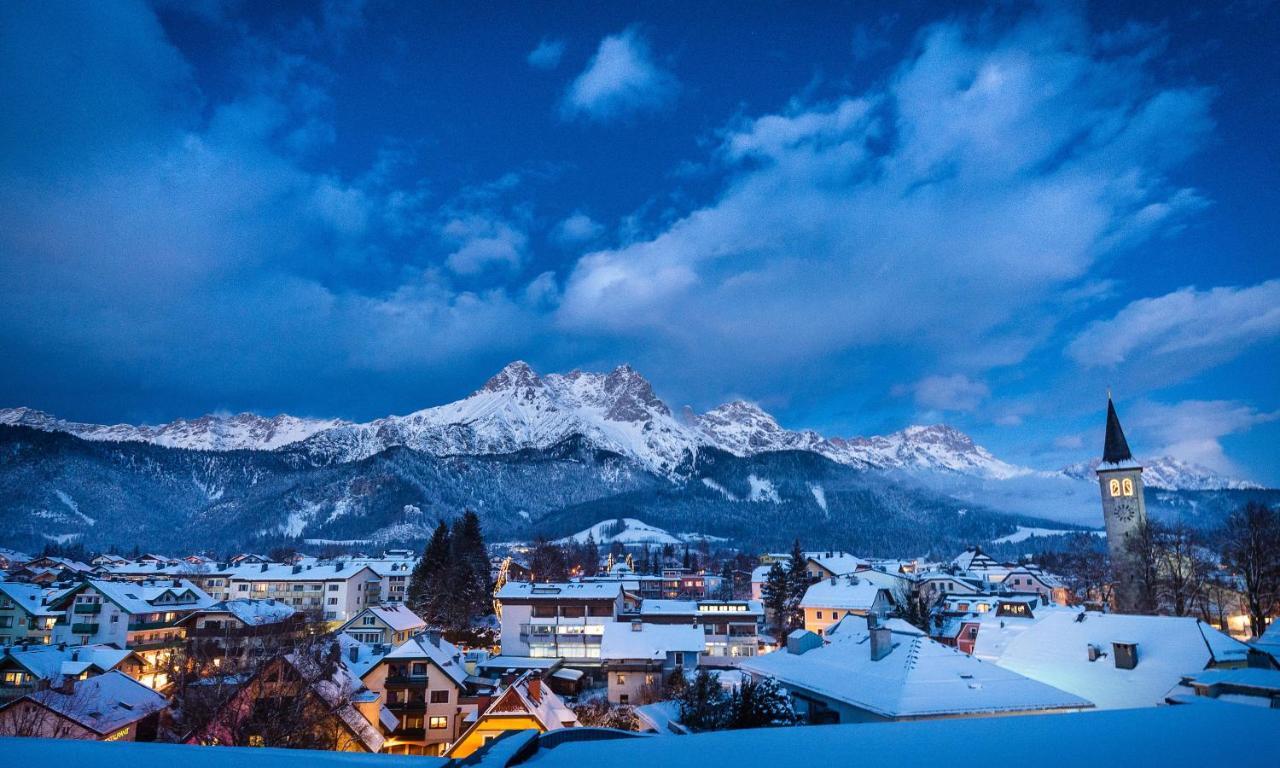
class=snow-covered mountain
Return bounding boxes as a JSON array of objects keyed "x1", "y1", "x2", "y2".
[
  {"x1": 1, "y1": 361, "x2": 1262, "y2": 491},
  {"x1": 555, "y1": 518, "x2": 726, "y2": 546},
  {"x1": 1061, "y1": 456, "x2": 1259, "y2": 491},
  {"x1": 0, "y1": 407, "x2": 345, "y2": 451}
]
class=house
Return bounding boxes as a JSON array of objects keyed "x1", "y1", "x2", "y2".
[
  {"x1": 639, "y1": 599, "x2": 763, "y2": 660},
  {"x1": 444, "y1": 672, "x2": 580, "y2": 759},
  {"x1": 362, "y1": 632, "x2": 471, "y2": 755},
  {"x1": 800, "y1": 576, "x2": 895, "y2": 636},
  {"x1": 49, "y1": 579, "x2": 215, "y2": 674},
  {"x1": 739, "y1": 614, "x2": 1091, "y2": 723},
  {"x1": 1169, "y1": 668, "x2": 1280, "y2": 708},
  {"x1": 1251, "y1": 620, "x2": 1280, "y2": 666},
  {"x1": 174, "y1": 599, "x2": 307, "y2": 666},
  {"x1": 1001, "y1": 566, "x2": 1070, "y2": 606},
  {"x1": 0, "y1": 669, "x2": 165, "y2": 740},
  {"x1": 189, "y1": 638, "x2": 391, "y2": 752},
  {"x1": 0, "y1": 548, "x2": 32, "y2": 572},
  {"x1": 495, "y1": 582, "x2": 625, "y2": 661},
  {"x1": 973, "y1": 610, "x2": 1253, "y2": 710},
  {"x1": 0, "y1": 581, "x2": 63, "y2": 646},
  {"x1": 341, "y1": 553, "x2": 419, "y2": 605},
  {"x1": 340, "y1": 604, "x2": 426, "y2": 646},
  {"x1": 0, "y1": 644, "x2": 146, "y2": 701},
  {"x1": 748, "y1": 565, "x2": 774, "y2": 601},
  {"x1": 803, "y1": 552, "x2": 868, "y2": 580},
  {"x1": 600, "y1": 622, "x2": 703, "y2": 705},
  {"x1": 914, "y1": 572, "x2": 987, "y2": 603},
  {"x1": 224, "y1": 562, "x2": 382, "y2": 623}
]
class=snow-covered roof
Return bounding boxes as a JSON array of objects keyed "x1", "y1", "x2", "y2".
[
  {"x1": 496, "y1": 581, "x2": 623, "y2": 601},
  {"x1": 283, "y1": 643, "x2": 384, "y2": 752},
  {"x1": 14, "y1": 670, "x2": 166, "y2": 735},
  {"x1": 0, "y1": 644, "x2": 137, "y2": 681},
  {"x1": 225, "y1": 563, "x2": 377, "y2": 582},
  {"x1": 639, "y1": 600, "x2": 699, "y2": 616},
  {"x1": 1253, "y1": 619, "x2": 1280, "y2": 661},
  {"x1": 1180, "y1": 667, "x2": 1280, "y2": 693},
  {"x1": 333, "y1": 635, "x2": 389, "y2": 681},
  {"x1": 0, "y1": 581, "x2": 62, "y2": 616},
  {"x1": 203, "y1": 599, "x2": 298, "y2": 626},
  {"x1": 800, "y1": 578, "x2": 891, "y2": 611},
  {"x1": 383, "y1": 635, "x2": 468, "y2": 687},
  {"x1": 976, "y1": 610, "x2": 1251, "y2": 710},
  {"x1": 477, "y1": 672, "x2": 580, "y2": 732},
  {"x1": 750, "y1": 565, "x2": 774, "y2": 582},
  {"x1": 362, "y1": 604, "x2": 426, "y2": 632},
  {"x1": 600, "y1": 622, "x2": 705, "y2": 661},
  {"x1": 741, "y1": 615, "x2": 1090, "y2": 719},
  {"x1": 71, "y1": 578, "x2": 215, "y2": 615},
  {"x1": 805, "y1": 552, "x2": 867, "y2": 576}
]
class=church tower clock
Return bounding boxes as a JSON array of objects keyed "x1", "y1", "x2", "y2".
[{"x1": 1096, "y1": 395, "x2": 1147, "y2": 613}]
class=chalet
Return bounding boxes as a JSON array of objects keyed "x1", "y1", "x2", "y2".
[
  {"x1": 0, "y1": 644, "x2": 145, "y2": 702},
  {"x1": 340, "y1": 604, "x2": 426, "y2": 646},
  {"x1": 0, "y1": 581, "x2": 63, "y2": 646},
  {"x1": 740, "y1": 614, "x2": 1091, "y2": 723},
  {"x1": 444, "y1": 672, "x2": 580, "y2": 759},
  {"x1": 362, "y1": 632, "x2": 471, "y2": 755},
  {"x1": 0, "y1": 548, "x2": 31, "y2": 571},
  {"x1": 495, "y1": 582, "x2": 625, "y2": 661},
  {"x1": 973, "y1": 610, "x2": 1254, "y2": 709},
  {"x1": 1001, "y1": 566, "x2": 1069, "y2": 605},
  {"x1": 174, "y1": 599, "x2": 307, "y2": 663},
  {"x1": 803, "y1": 552, "x2": 868, "y2": 580},
  {"x1": 799, "y1": 576, "x2": 895, "y2": 636},
  {"x1": 914, "y1": 572, "x2": 986, "y2": 603},
  {"x1": 0, "y1": 670, "x2": 165, "y2": 741},
  {"x1": 600, "y1": 622, "x2": 703, "y2": 705},
  {"x1": 49, "y1": 579, "x2": 214, "y2": 674}
]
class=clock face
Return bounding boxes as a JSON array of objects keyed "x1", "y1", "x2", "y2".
[{"x1": 1113, "y1": 498, "x2": 1138, "y2": 523}]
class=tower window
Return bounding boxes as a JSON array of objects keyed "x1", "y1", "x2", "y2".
[
  {"x1": 1122, "y1": 478, "x2": 1134, "y2": 496},
  {"x1": 1109, "y1": 479, "x2": 1121, "y2": 497}
]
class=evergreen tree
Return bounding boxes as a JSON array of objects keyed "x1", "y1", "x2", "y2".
[
  {"x1": 784, "y1": 540, "x2": 811, "y2": 634},
  {"x1": 408, "y1": 521, "x2": 451, "y2": 625},
  {"x1": 451, "y1": 510, "x2": 492, "y2": 623},
  {"x1": 582, "y1": 533, "x2": 600, "y2": 575},
  {"x1": 678, "y1": 669, "x2": 729, "y2": 732},
  {"x1": 729, "y1": 677, "x2": 796, "y2": 729},
  {"x1": 761, "y1": 562, "x2": 789, "y2": 637}
]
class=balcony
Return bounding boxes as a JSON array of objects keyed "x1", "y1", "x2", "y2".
[
  {"x1": 70, "y1": 623, "x2": 98, "y2": 634},
  {"x1": 73, "y1": 603, "x2": 102, "y2": 615},
  {"x1": 127, "y1": 620, "x2": 172, "y2": 631}
]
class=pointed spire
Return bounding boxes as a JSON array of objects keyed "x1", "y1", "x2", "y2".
[{"x1": 1102, "y1": 395, "x2": 1133, "y2": 465}]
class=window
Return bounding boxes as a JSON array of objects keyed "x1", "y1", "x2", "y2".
[
  {"x1": 248, "y1": 735, "x2": 265, "y2": 747},
  {"x1": 1122, "y1": 477, "x2": 1135, "y2": 496},
  {"x1": 362, "y1": 616, "x2": 376, "y2": 625},
  {"x1": 411, "y1": 662, "x2": 427, "y2": 676},
  {"x1": 328, "y1": 597, "x2": 338, "y2": 605},
  {"x1": 430, "y1": 690, "x2": 449, "y2": 704},
  {"x1": 619, "y1": 694, "x2": 629, "y2": 705},
  {"x1": 429, "y1": 716, "x2": 447, "y2": 729},
  {"x1": 1109, "y1": 478, "x2": 1121, "y2": 497},
  {"x1": 616, "y1": 674, "x2": 626, "y2": 685},
  {"x1": 238, "y1": 584, "x2": 248, "y2": 592},
  {"x1": 815, "y1": 611, "x2": 823, "y2": 619},
  {"x1": 328, "y1": 584, "x2": 339, "y2": 592}
]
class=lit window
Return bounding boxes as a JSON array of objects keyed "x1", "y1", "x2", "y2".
[
  {"x1": 248, "y1": 735, "x2": 265, "y2": 747},
  {"x1": 1109, "y1": 479, "x2": 1121, "y2": 497},
  {"x1": 1122, "y1": 478, "x2": 1134, "y2": 496},
  {"x1": 429, "y1": 716, "x2": 447, "y2": 729},
  {"x1": 616, "y1": 674, "x2": 626, "y2": 685}
]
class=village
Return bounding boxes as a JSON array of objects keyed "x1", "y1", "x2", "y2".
[{"x1": 1, "y1": 402, "x2": 1277, "y2": 765}]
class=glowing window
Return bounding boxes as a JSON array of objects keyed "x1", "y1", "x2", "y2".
[
  {"x1": 1109, "y1": 479, "x2": 1121, "y2": 497},
  {"x1": 1122, "y1": 478, "x2": 1134, "y2": 496}
]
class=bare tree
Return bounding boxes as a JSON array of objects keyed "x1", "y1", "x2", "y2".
[
  {"x1": 1156, "y1": 523, "x2": 1212, "y2": 617},
  {"x1": 1220, "y1": 502, "x2": 1280, "y2": 637},
  {"x1": 0, "y1": 679, "x2": 100, "y2": 738},
  {"x1": 1124, "y1": 520, "x2": 1162, "y2": 614},
  {"x1": 1058, "y1": 534, "x2": 1113, "y2": 609}
]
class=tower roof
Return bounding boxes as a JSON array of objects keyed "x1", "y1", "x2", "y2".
[{"x1": 1102, "y1": 396, "x2": 1134, "y2": 465}]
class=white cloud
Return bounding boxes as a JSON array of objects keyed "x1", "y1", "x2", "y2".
[
  {"x1": 1130, "y1": 399, "x2": 1279, "y2": 473},
  {"x1": 557, "y1": 8, "x2": 1213, "y2": 388},
  {"x1": 441, "y1": 215, "x2": 527, "y2": 275},
  {"x1": 528, "y1": 37, "x2": 565, "y2": 70},
  {"x1": 561, "y1": 26, "x2": 677, "y2": 121},
  {"x1": 1067, "y1": 280, "x2": 1280, "y2": 374},
  {"x1": 911, "y1": 374, "x2": 990, "y2": 412},
  {"x1": 553, "y1": 211, "x2": 604, "y2": 245}
]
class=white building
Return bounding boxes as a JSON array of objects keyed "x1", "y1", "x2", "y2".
[
  {"x1": 495, "y1": 582, "x2": 625, "y2": 660},
  {"x1": 341, "y1": 604, "x2": 427, "y2": 646},
  {"x1": 225, "y1": 562, "x2": 381, "y2": 623}
]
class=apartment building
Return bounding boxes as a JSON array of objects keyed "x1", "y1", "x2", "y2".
[
  {"x1": 224, "y1": 563, "x2": 381, "y2": 623},
  {"x1": 0, "y1": 582, "x2": 62, "y2": 647},
  {"x1": 362, "y1": 632, "x2": 470, "y2": 756},
  {"x1": 496, "y1": 582, "x2": 625, "y2": 661},
  {"x1": 49, "y1": 579, "x2": 215, "y2": 663},
  {"x1": 639, "y1": 599, "x2": 763, "y2": 660}
]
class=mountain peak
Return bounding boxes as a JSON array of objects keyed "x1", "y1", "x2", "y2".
[{"x1": 482, "y1": 360, "x2": 542, "y2": 393}]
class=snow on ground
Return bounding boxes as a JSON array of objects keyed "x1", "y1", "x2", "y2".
[
  {"x1": 702, "y1": 477, "x2": 739, "y2": 501},
  {"x1": 809, "y1": 483, "x2": 827, "y2": 513},
  {"x1": 992, "y1": 526, "x2": 1104, "y2": 544},
  {"x1": 747, "y1": 474, "x2": 781, "y2": 503},
  {"x1": 55, "y1": 489, "x2": 95, "y2": 525},
  {"x1": 557, "y1": 518, "x2": 724, "y2": 546}
]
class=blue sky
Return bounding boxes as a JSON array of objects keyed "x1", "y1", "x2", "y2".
[{"x1": 1, "y1": 1, "x2": 1277, "y2": 482}]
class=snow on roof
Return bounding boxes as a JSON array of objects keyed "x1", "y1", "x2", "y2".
[
  {"x1": 360, "y1": 604, "x2": 426, "y2": 632},
  {"x1": 806, "y1": 552, "x2": 867, "y2": 575},
  {"x1": 0, "y1": 581, "x2": 62, "y2": 616},
  {"x1": 74, "y1": 579, "x2": 215, "y2": 615},
  {"x1": 284, "y1": 644, "x2": 384, "y2": 752},
  {"x1": 750, "y1": 565, "x2": 775, "y2": 582},
  {"x1": 600, "y1": 622, "x2": 705, "y2": 661},
  {"x1": 466, "y1": 703, "x2": 1276, "y2": 768},
  {"x1": 1253, "y1": 620, "x2": 1280, "y2": 661},
  {"x1": 333, "y1": 635, "x2": 389, "y2": 680},
  {"x1": 16, "y1": 670, "x2": 166, "y2": 734},
  {"x1": 977, "y1": 611, "x2": 1251, "y2": 710},
  {"x1": 225, "y1": 563, "x2": 377, "y2": 581},
  {"x1": 496, "y1": 581, "x2": 623, "y2": 600},
  {"x1": 1181, "y1": 667, "x2": 1280, "y2": 693},
  {"x1": 800, "y1": 578, "x2": 889, "y2": 611},
  {"x1": 383, "y1": 635, "x2": 468, "y2": 688},
  {"x1": 640, "y1": 600, "x2": 699, "y2": 615},
  {"x1": 212, "y1": 599, "x2": 297, "y2": 626},
  {"x1": 740, "y1": 615, "x2": 1090, "y2": 718},
  {"x1": 1, "y1": 644, "x2": 136, "y2": 681}
]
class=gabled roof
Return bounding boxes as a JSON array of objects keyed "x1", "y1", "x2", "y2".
[
  {"x1": 805, "y1": 552, "x2": 868, "y2": 576},
  {"x1": 281, "y1": 643, "x2": 385, "y2": 752},
  {"x1": 800, "y1": 578, "x2": 893, "y2": 611},
  {"x1": 0, "y1": 644, "x2": 139, "y2": 681},
  {"x1": 600, "y1": 622, "x2": 704, "y2": 661},
  {"x1": 740, "y1": 615, "x2": 1090, "y2": 718},
  {"x1": 191, "y1": 598, "x2": 298, "y2": 626},
  {"x1": 343, "y1": 604, "x2": 426, "y2": 633},
  {"x1": 382, "y1": 635, "x2": 468, "y2": 688},
  {"x1": 1101, "y1": 396, "x2": 1136, "y2": 466},
  {"x1": 61, "y1": 578, "x2": 215, "y2": 615},
  {"x1": 0, "y1": 581, "x2": 62, "y2": 617},
  {"x1": 225, "y1": 563, "x2": 378, "y2": 582},
  {"x1": 976, "y1": 610, "x2": 1250, "y2": 710},
  {"x1": 0, "y1": 670, "x2": 165, "y2": 735},
  {"x1": 452, "y1": 672, "x2": 579, "y2": 748}
]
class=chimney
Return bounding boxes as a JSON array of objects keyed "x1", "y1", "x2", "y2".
[
  {"x1": 829, "y1": 576, "x2": 837, "y2": 585},
  {"x1": 631, "y1": 620, "x2": 643, "y2": 632},
  {"x1": 292, "y1": 565, "x2": 302, "y2": 574},
  {"x1": 1112, "y1": 642, "x2": 1138, "y2": 670},
  {"x1": 425, "y1": 629, "x2": 441, "y2": 647},
  {"x1": 868, "y1": 614, "x2": 892, "y2": 661},
  {"x1": 58, "y1": 675, "x2": 76, "y2": 695},
  {"x1": 349, "y1": 645, "x2": 359, "y2": 663},
  {"x1": 260, "y1": 563, "x2": 268, "y2": 572},
  {"x1": 70, "y1": 649, "x2": 80, "y2": 661},
  {"x1": 527, "y1": 676, "x2": 542, "y2": 703}
]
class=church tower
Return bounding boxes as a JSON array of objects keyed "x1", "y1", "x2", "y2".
[{"x1": 1096, "y1": 395, "x2": 1147, "y2": 613}]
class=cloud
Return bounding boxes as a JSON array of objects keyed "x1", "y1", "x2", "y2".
[
  {"x1": 561, "y1": 26, "x2": 677, "y2": 121},
  {"x1": 441, "y1": 215, "x2": 528, "y2": 275},
  {"x1": 557, "y1": 7, "x2": 1214, "y2": 393},
  {"x1": 1066, "y1": 280, "x2": 1280, "y2": 376},
  {"x1": 553, "y1": 212, "x2": 604, "y2": 245},
  {"x1": 1130, "y1": 399, "x2": 1279, "y2": 473},
  {"x1": 528, "y1": 37, "x2": 565, "y2": 70},
  {"x1": 910, "y1": 374, "x2": 990, "y2": 412}
]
